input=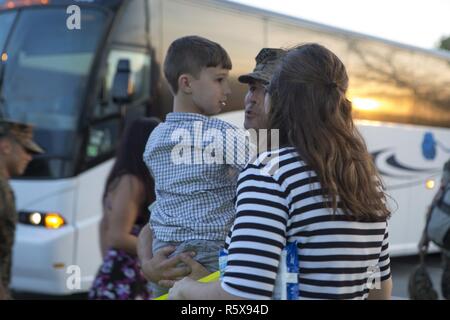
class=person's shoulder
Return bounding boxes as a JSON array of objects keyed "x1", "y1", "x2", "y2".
[
  {"x1": 245, "y1": 147, "x2": 307, "y2": 180},
  {"x1": 114, "y1": 174, "x2": 144, "y2": 198},
  {"x1": 250, "y1": 147, "x2": 299, "y2": 167}
]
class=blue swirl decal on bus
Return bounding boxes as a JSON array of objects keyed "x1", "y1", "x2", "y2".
[
  {"x1": 422, "y1": 132, "x2": 437, "y2": 160},
  {"x1": 422, "y1": 132, "x2": 450, "y2": 160}
]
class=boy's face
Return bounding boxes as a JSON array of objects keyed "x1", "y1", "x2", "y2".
[{"x1": 190, "y1": 66, "x2": 231, "y2": 115}]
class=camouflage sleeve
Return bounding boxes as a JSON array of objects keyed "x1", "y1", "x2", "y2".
[
  {"x1": 0, "y1": 185, "x2": 12, "y2": 292},
  {"x1": 0, "y1": 279, "x2": 6, "y2": 300},
  {"x1": 0, "y1": 188, "x2": 7, "y2": 277}
]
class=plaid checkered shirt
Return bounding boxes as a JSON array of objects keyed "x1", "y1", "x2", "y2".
[{"x1": 143, "y1": 112, "x2": 250, "y2": 242}]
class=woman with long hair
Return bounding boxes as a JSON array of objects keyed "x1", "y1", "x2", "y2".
[
  {"x1": 89, "y1": 118, "x2": 159, "y2": 300},
  {"x1": 168, "y1": 43, "x2": 392, "y2": 300}
]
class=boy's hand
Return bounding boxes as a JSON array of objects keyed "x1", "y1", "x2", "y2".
[{"x1": 141, "y1": 246, "x2": 192, "y2": 284}]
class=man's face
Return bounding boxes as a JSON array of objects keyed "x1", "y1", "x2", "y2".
[
  {"x1": 0, "y1": 137, "x2": 33, "y2": 177},
  {"x1": 190, "y1": 66, "x2": 231, "y2": 116},
  {"x1": 243, "y1": 80, "x2": 268, "y2": 130}
]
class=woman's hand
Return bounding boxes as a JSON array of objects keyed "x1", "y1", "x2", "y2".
[
  {"x1": 141, "y1": 246, "x2": 193, "y2": 284},
  {"x1": 167, "y1": 277, "x2": 240, "y2": 300},
  {"x1": 157, "y1": 253, "x2": 211, "y2": 288},
  {"x1": 168, "y1": 277, "x2": 197, "y2": 300},
  {"x1": 137, "y1": 222, "x2": 210, "y2": 286}
]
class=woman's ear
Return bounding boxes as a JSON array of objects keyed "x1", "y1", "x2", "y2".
[{"x1": 178, "y1": 74, "x2": 193, "y2": 94}]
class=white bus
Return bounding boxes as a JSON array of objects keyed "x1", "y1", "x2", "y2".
[{"x1": 1, "y1": 0, "x2": 449, "y2": 295}]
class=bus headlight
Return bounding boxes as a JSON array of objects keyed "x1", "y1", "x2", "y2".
[
  {"x1": 19, "y1": 211, "x2": 66, "y2": 229},
  {"x1": 29, "y1": 212, "x2": 42, "y2": 225},
  {"x1": 426, "y1": 179, "x2": 435, "y2": 190},
  {"x1": 44, "y1": 213, "x2": 65, "y2": 229}
]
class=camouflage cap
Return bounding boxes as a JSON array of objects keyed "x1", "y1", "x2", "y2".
[
  {"x1": 0, "y1": 119, "x2": 44, "y2": 154},
  {"x1": 238, "y1": 48, "x2": 286, "y2": 84}
]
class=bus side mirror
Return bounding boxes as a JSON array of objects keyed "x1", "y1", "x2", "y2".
[{"x1": 111, "y1": 59, "x2": 134, "y2": 104}]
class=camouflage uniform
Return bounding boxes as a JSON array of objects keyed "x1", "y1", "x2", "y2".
[
  {"x1": 238, "y1": 48, "x2": 286, "y2": 84},
  {"x1": 0, "y1": 175, "x2": 16, "y2": 300},
  {"x1": 0, "y1": 119, "x2": 44, "y2": 299}
]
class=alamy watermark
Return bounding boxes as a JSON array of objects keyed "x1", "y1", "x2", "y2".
[
  {"x1": 66, "y1": 265, "x2": 81, "y2": 290},
  {"x1": 66, "y1": 5, "x2": 81, "y2": 30},
  {"x1": 366, "y1": 266, "x2": 381, "y2": 290},
  {"x1": 169, "y1": 122, "x2": 281, "y2": 174}
]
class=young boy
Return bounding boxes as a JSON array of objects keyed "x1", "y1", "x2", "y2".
[{"x1": 143, "y1": 36, "x2": 249, "y2": 296}]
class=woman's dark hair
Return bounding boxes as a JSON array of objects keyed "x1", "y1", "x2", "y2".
[
  {"x1": 103, "y1": 118, "x2": 159, "y2": 206},
  {"x1": 268, "y1": 43, "x2": 390, "y2": 221}
]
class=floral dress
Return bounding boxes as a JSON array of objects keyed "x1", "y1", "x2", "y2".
[{"x1": 88, "y1": 195, "x2": 151, "y2": 300}]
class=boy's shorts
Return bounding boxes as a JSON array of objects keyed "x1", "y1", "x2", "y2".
[{"x1": 150, "y1": 238, "x2": 224, "y2": 298}]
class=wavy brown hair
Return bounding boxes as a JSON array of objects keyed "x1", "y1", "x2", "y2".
[{"x1": 268, "y1": 43, "x2": 390, "y2": 221}]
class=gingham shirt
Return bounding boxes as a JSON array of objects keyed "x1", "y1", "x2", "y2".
[{"x1": 143, "y1": 112, "x2": 250, "y2": 242}]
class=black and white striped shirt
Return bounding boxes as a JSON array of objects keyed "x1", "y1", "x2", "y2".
[{"x1": 221, "y1": 147, "x2": 391, "y2": 300}]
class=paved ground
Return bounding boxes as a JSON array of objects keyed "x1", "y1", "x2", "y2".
[{"x1": 12, "y1": 253, "x2": 448, "y2": 300}]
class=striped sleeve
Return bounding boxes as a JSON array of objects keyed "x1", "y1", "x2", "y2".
[
  {"x1": 221, "y1": 167, "x2": 289, "y2": 300},
  {"x1": 377, "y1": 222, "x2": 391, "y2": 281}
]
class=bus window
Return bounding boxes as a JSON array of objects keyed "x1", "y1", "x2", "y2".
[
  {"x1": 347, "y1": 39, "x2": 416, "y2": 125},
  {"x1": 93, "y1": 48, "x2": 151, "y2": 119},
  {"x1": 0, "y1": 8, "x2": 108, "y2": 178},
  {"x1": 85, "y1": 49, "x2": 151, "y2": 170},
  {"x1": 161, "y1": 0, "x2": 266, "y2": 113},
  {"x1": 266, "y1": 19, "x2": 349, "y2": 64},
  {"x1": 410, "y1": 52, "x2": 450, "y2": 128},
  {"x1": 347, "y1": 38, "x2": 450, "y2": 128},
  {"x1": 0, "y1": 11, "x2": 16, "y2": 118},
  {"x1": 0, "y1": 11, "x2": 15, "y2": 52},
  {"x1": 85, "y1": 118, "x2": 121, "y2": 164}
]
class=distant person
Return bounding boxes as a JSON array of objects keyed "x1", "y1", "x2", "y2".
[
  {"x1": 142, "y1": 35, "x2": 251, "y2": 297},
  {"x1": 0, "y1": 120, "x2": 44, "y2": 300},
  {"x1": 169, "y1": 44, "x2": 393, "y2": 300},
  {"x1": 410, "y1": 158, "x2": 450, "y2": 300},
  {"x1": 88, "y1": 118, "x2": 159, "y2": 300},
  {"x1": 137, "y1": 47, "x2": 286, "y2": 290}
]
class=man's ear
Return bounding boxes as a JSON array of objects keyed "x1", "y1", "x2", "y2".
[
  {"x1": 0, "y1": 138, "x2": 12, "y2": 155},
  {"x1": 178, "y1": 74, "x2": 193, "y2": 94}
]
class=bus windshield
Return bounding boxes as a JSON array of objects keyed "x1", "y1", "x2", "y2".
[
  {"x1": 0, "y1": 11, "x2": 15, "y2": 54},
  {"x1": 0, "y1": 8, "x2": 108, "y2": 178}
]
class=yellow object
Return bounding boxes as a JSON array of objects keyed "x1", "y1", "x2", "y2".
[
  {"x1": 153, "y1": 271, "x2": 220, "y2": 300},
  {"x1": 44, "y1": 213, "x2": 65, "y2": 229},
  {"x1": 426, "y1": 179, "x2": 435, "y2": 190}
]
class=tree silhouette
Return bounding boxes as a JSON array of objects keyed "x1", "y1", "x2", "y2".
[
  {"x1": 348, "y1": 39, "x2": 450, "y2": 115},
  {"x1": 438, "y1": 35, "x2": 450, "y2": 51}
]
